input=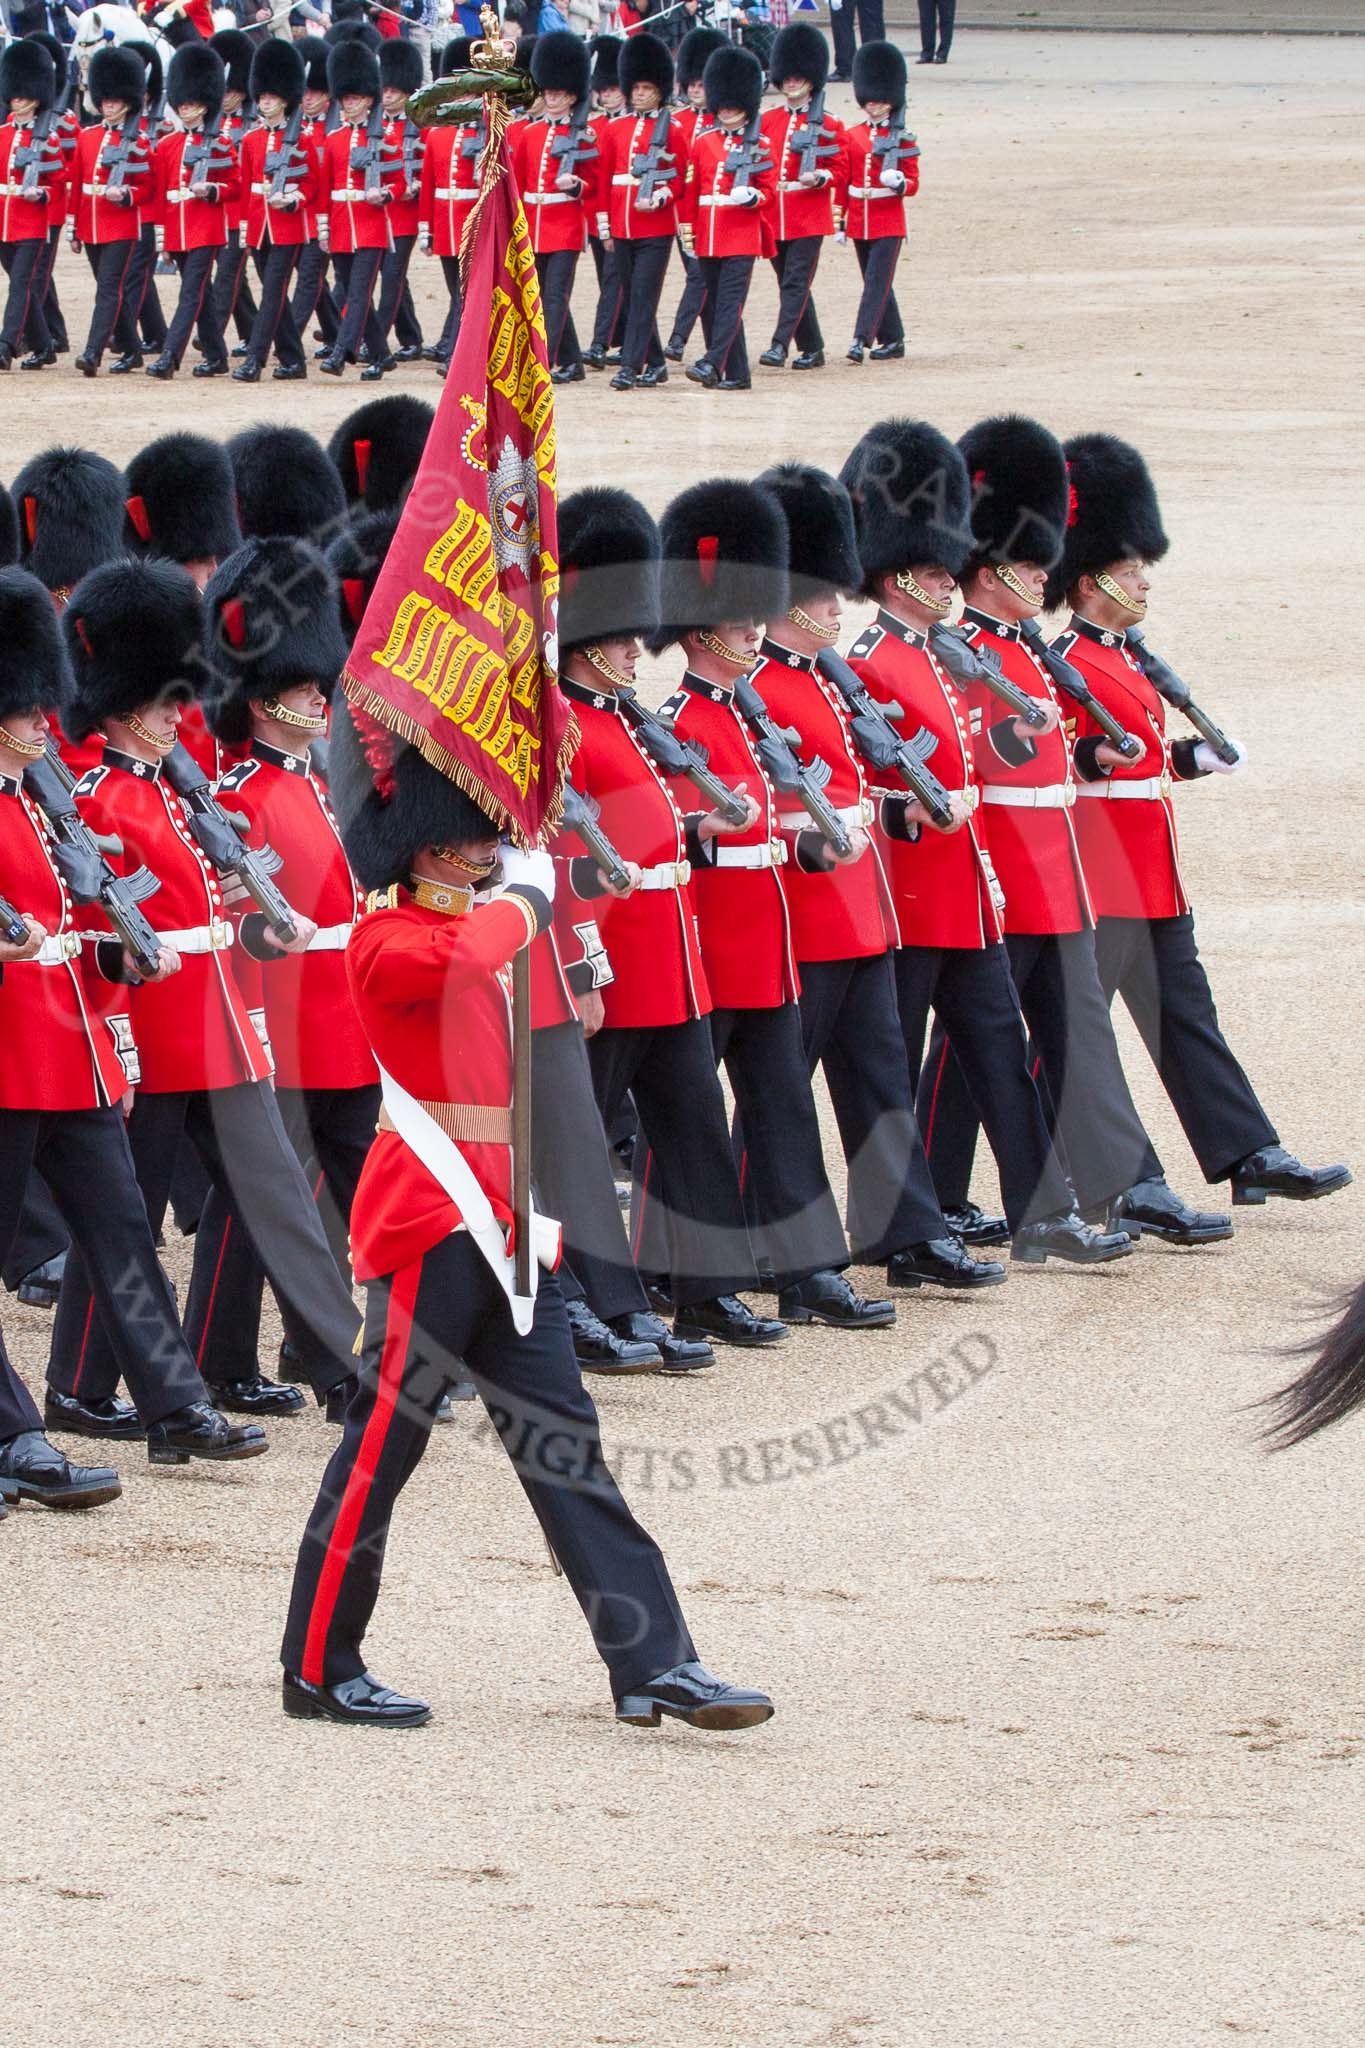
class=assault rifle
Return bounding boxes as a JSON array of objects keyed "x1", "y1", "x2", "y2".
[
  {"x1": 351, "y1": 97, "x2": 388, "y2": 200},
  {"x1": 791, "y1": 90, "x2": 838, "y2": 182},
  {"x1": 0, "y1": 892, "x2": 29, "y2": 947},
  {"x1": 266, "y1": 104, "x2": 309, "y2": 204},
  {"x1": 612, "y1": 685, "x2": 750, "y2": 827},
  {"x1": 630, "y1": 106, "x2": 675, "y2": 208},
  {"x1": 1123, "y1": 629, "x2": 1241, "y2": 766},
  {"x1": 1017, "y1": 618, "x2": 1142, "y2": 762},
  {"x1": 870, "y1": 115, "x2": 919, "y2": 178},
  {"x1": 730, "y1": 672, "x2": 852, "y2": 859},
  {"x1": 23, "y1": 748, "x2": 164, "y2": 978},
  {"x1": 14, "y1": 110, "x2": 64, "y2": 199},
  {"x1": 548, "y1": 92, "x2": 598, "y2": 185},
  {"x1": 399, "y1": 111, "x2": 421, "y2": 197},
  {"x1": 816, "y1": 646, "x2": 956, "y2": 830},
  {"x1": 562, "y1": 785, "x2": 631, "y2": 893},
  {"x1": 183, "y1": 114, "x2": 237, "y2": 197},
  {"x1": 160, "y1": 744, "x2": 299, "y2": 946},
  {"x1": 100, "y1": 109, "x2": 144, "y2": 199},
  {"x1": 723, "y1": 108, "x2": 771, "y2": 198},
  {"x1": 929, "y1": 621, "x2": 1049, "y2": 731}
]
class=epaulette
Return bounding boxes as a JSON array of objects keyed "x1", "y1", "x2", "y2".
[
  {"x1": 657, "y1": 688, "x2": 688, "y2": 724},
  {"x1": 364, "y1": 885, "x2": 401, "y2": 915},
  {"x1": 1050, "y1": 628, "x2": 1078, "y2": 658},
  {"x1": 216, "y1": 758, "x2": 261, "y2": 795},
  {"x1": 848, "y1": 625, "x2": 885, "y2": 662},
  {"x1": 73, "y1": 764, "x2": 109, "y2": 799},
  {"x1": 957, "y1": 620, "x2": 982, "y2": 644}
]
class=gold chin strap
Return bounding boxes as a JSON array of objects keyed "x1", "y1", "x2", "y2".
[
  {"x1": 262, "y1": 696, "x2": 328, "y2": 732},
  {"x1": 409, "y1": 875, "x2": 476, "y2": 917},
  {"x1": 786, "y1": 603, "x2": 839, "y2": 644},
  {"x1": 1094, "y1": 570, "x2": 1147, "y2": 616},
  {"x1": 0, "y1": 722, "x2": 46, "y2": 760},
  {"x1": 429, "y1": 843, "x2": 499, "y2": 880},
  {"x1": 993, "y1": 563, "x2": 1042, "y2": 610},
  {"x1": 126, "y1": 711, "x2": 177, "y2": 755},
  {"x1": 697, "y1": 628, "x2": 750, "y2": 668},
  {"x1": 894, "y1": 570, "x2": 953, "y2": 616},
  {"x1": 584, "y1": 645, "x2": 636, "y2": 691}
]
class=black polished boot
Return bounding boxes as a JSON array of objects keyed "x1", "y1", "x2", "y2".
[
  {"x1": 608, "y1": 1310, "x2": 713, "y2": 1374},
  {"x1": 1230, "y1": 1147, "x2": 1352, "y2": 1206},
  {"x1": 566, "y1": 1297, "x2": 661, "y2": 1374},
  {"x1": 1012, "y1": 1213, "x2": 1135, "y2": 1266},
  {"x1": 211, "y1": 1374, "x2": 307, "y2": 1416},
  {"x1": 672, "y1": 1295, "x2": 786, "y2": 1347},
  {"x1": 1108, "y1": 1177, "x2": 1233, "y2": 1244},
  {"x1": 887, "y1": 1240, "x2": 1007, "y2": 1290},
  {"x1": 282, "y1": 1670, "x2": 431, "y2": 1726},
  {"x1": 0, "y1": 1431, "x2": 121, "y2": 1511},
  {"x1": 14, "y1": 1252, "x2": 66, "y2": 1306},
  {"x1": 941, "y1": 1201, "x2": 1010, "y2": 1247},
  {"x1": 777, "y1": 1269, "x2": 895, "y2": 1329},
  {"x1": 44, "y1": 1388, "x2": 143, "y2": 1440},
  {"x1": 145, "y1": 1402, "x2": 268, "y2": 1466},
  {"x1": 616, "y1": 1660, "x2": 774, "y2": 1730}
]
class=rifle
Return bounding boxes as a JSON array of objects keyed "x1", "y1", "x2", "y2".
[
  {"x1": 398, "y1": 110, "x2": 421, "y2": 197},
  {"x1": 548, "y1": 92, "x2": 598, "y2": 185},
  {"x1": 159, "y1": 743, "x2": 299, "y2": 946},
  {"x1": 561, "y1": 785, "x2": 631, "y2": 893},
  {"x1": 23, "y1": 749, "x2": 164, "y2": 978},
  {"x1": 816, "y1": 647, "x2": 956, "y2": 830},
  {"x1": 612, "y1": 685, "x2": 750, "y2": 827},
  {"x1": 266, "y1": 102, "x2": 308, "y2": 203},
  {"x1": 1123, "y1": 629, "x2": 1241, "y2": 767},
  {"x1": 630, "y1": 105, "x2": 675, "y2": 208},
  {"x1": 100, "y1": 109, "x2": 144, "y2": 199},
  {"x1": 351, "y1": 95, "x2": 388, "y2": 200},
  {"x1": 723, "y1": 108, "x2": 771, "y2": 198},
  {"x1": 182, "y1": 115, "x2": 237, "y2": 197},
  {"x1": 1017, "y1": 618, "x2": 1143, "y2": 762},
  {"x1": 870, "y1": 112, "x2": 918, "y2": 173},
  {"x1": 730, "y1": 671, "x2": 852, "y2": 859},
  {"x1": 791, "y1": 89, "x2": 838, "y2": 182},
  {"x1": 0, "y1": 891, "x2": 30, "y2": 948},
  {"x1": 929, "y1": 621, "x2": 1049, "y2": 732},
  {"x1": 14, "y1": 110, "x2": 63, "y2": 200}
]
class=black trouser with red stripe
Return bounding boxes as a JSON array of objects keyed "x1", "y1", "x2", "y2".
[
  {"x1": 113, "y1": 221, "x2": 166, "y2": 354},
  {"x1": 331, "y1": 246, "x2": 386, "y2": 363},
  {"x1": 589, "y1": 233, "x2": 624, "y2": 352},
  {"x1": 917, "y1": 929, "x2": 1163, "y2": 1216},
  {"x1": 535, "y1": 248, "x2": 581, "y2": 368},
  {"x1": 768, "y1": 235, "x2": 823, "y2": 354},
  {"x1": 852, "y1": 237, "x2": 903, "y2": 346},
  {"x1": 291, "y1": 237, "x2": 338, "y2": 341},
  {"x1": 0, "y1": 1105, "x2": 205, "y2": 1428},
  {"x1": 1, "y1": 239, "x2": 51, "y2": 355},
  {"x1": 183, "y1": 1082, "x2": 379, "y2": 1388},
  {"x1": 434, "y1": 253, "x2": 462, "y2": 359},
  {"x1": 281, "y1": 1240, "x2": 696, "y2": 1694},
  {"x1": 1, "y1": 1172, "x2": 67, "y2": 1290},
  {"x1": 162, "y1": 245, "x2": 223, "y2": 367},
  {"x1": 32, "y1": 224, "x2": 66, "y2": 350},
  {"x1": 49, "y1": 1081, "x2": 359, "y2": 1410},
  {"x1": 668, "y1": 236, "x2": 706, "y2": 350},
  {"x1": 212, "y1": 228, "x2": 258, "y2": 343},
  {"x1": 696, "y1": 254, "x2": 753, "y2": 383},
  {"x1": 82, "y1": 240, "x2": 136, "y2": 365},
  {"x1": 375, "y1": 233, "x2": 422, "y2": 352},
  {"x1": 531, "y1": 1021, "x2": 648, "y2": 1324},
  {"x1": 614, "y1": 235, "x2": 669, "y2": 376},
  {"x1": 245, "y1": 243, "x2": 305, "y2": 369}
]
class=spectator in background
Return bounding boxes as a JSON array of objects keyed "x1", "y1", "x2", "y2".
[
  {"x1": 917, "y1": 0, "x2": 954, "y2": 64},
  {"x1": 829, "y1": 0, "x2": 884, "y2": 86}
]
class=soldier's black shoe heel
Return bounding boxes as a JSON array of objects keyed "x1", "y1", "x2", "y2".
[
  {"x1": 616, "y1": 1661, "x2": 774, "y2": 1731},
  {"x1": 282, "y1": 1671, "x2": 432, "y2": 1726}
]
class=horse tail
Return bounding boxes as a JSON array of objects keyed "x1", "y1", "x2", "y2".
[{"x1": 1261, "y1": 1275, "x2": 1365, "y2": 1449}]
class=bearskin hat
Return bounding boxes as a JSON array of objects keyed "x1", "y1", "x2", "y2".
[
  {"x1": 770, "y1": 23, "x2": 829, "y2": 93},
  {"x1": 208, "y1": 29, "x2": 252, "y2": 98},
  {"x1": 251, "y1": 37, "x2": 305, "y2": 111},
  {"x1": 532, "y1": 30, "x2": 589, "y2": 101},
  {"x1": 324, "y1": 17, "x2": 381, "y2": 52},
  {"x1": 328, "y1": 509, "x2": 399, "y2": 634},
  {"x1": 853, "y1": 39, "x2": 906, "y2": 112},
  {"x1": 24, "y1": 31, "x2": 68, "y2": 98},
  {"x1": 652, "y1": 480, "x2": 789, "y2": 650},
  {"x1": 11, "y1": 446, "x2": 126, "y2": 594},
  {"x1": 0, "y1": 486, "x2": 16, "y2": 569},
  {"x1": 201, "y1": 539, "x2": 349, "y2": 743},
  {"x1": 558, "y1": 488, "x2": 660, "y2": 652},
  {"x1": 159, "y1": 16, "x2": 204, "y2": 52},
  {"x1": 330, "y1": 700, "x2": 497, "y2": 891},
  {"x1": 297, "y1": 36, "x2": 331, "y2": 95},
  {"x1": 126, "y1": 39, "x2": 162, "y2": 109},
  {"x1": 327, "y1": 39, "x2": 381, "y2": 101},
  {"x1": 0, "y1": 569, "x2": 72, "y2": 725},
  {"x1": 957, "y1": 414, "x2": 1070, "y2": 573},
  {"x1": 379, "y1": 38, "x2": 424, "y2": 96},
  {"x1": 754, "y1": 463, "x2": 861, "y2": 601},
  {"x1": 124, "y1": 433, "x2": 241, "y2": 567},
  {"x1": 839, "y1": 419, "x2": 972, "y2": 592},
  {"x1": 0, "y1": 39, "x2": 56, "y2": 111},
  {"x1": 441, "y1": 37, "x2": 474, "y2": 75},
  {"x1": 88, "y1": 43, "x2": 146, "y2": 110},
  {"x1": 326, "y1": 395, "x2": 433, "y2": 515},
  {"x1": 1044, "y1": 432, "x2": 1170, "y2": 609},
  {"x1": 620, "y1": 32, "x2": 672, "y2": 103},
  {"x1": 677, "y1": 26, "x2": 726, "y2": 92},
  {"x1": 167, "y1": 42, "x2": 226, "y2": 119},
  {"x1": 590, "y1": 33, "x2": 622, "y2": 95},
  {"x1": 63, "y1": 560, "x2": 203, "y2": 743},
  {"x1": 227, "y1": 424, "x2": 348, "y2": 544},
  {"x1": 703, "y1": 44, "x2": 762, "y2": 122}
]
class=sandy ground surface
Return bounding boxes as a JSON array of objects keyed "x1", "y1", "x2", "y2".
[{"x1": 7, "y1": 28, "x2": 1365, "y2": 2048}]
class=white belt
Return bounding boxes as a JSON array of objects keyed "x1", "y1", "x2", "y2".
[
  {"x1": 697, "y1": 192, "x2": 743, "y2": 207},
  {"x1": 847, "y1": 184, "x2": 895, "y2": 199},
  {"x1": 155, "y1": 920, "x2": 235, "y2": 954},
  {"x1": 434, "y1": 186, "x2": 479, "y2": 200},
  {"x1": 711, "y1": 839, "x2": 787, "y2": 871},
  {"x1": 0, "y1": 182, "x2": 47, "y2": 197},
  {"x1": 778, "y1": 179, "x2": 821, "y2": 193},
  {"x1": 1075, "y1": 774, "x2": 1172, "y2": 802},
  {"x1": 777, "y1": 799, "x2": 872, "y2": 832},
  {"x1": 524, "y1": 190, "x2": 575, "y2": 205},
  {"x1": 636, "y1": 859, "x2": 691, "y2": 890},
  {"x1": 981, "y1": 783, "x2": 1076, "y2": 811},
  {"x1": 306, "y1": 921, "x2": 355, "y2": 951},
  {"x1": 21, "y1": 933, "x2": 83, "y2": 966},
  {"x1": 330, "y1": 188, "x2": 377, "y2": 202}
]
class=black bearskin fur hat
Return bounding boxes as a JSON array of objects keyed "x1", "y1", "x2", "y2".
[
  {"x1": 379, "y1": 38, "x2": 424, "y2": 95},
  {"x1": 227, "y1": 423, "x2": 348, "y2": 543},
  {"x1": 63, "y1": 559, "x2": 203, "y2": 742},
  {"x1": 441, "y1": 38, "x2": 474, "y2": 75},
  {"x1": 208, "y1": 29, "x2": 252, "y2": 97},
  {"x1": 653, "y1": 480, "x2": 789, "y2": 649},
  {"x1": 958, "y1": 413, "x2": 1070, "y2": 573},
  {"x1": 324, "y1": 18, "x2": 382, "y2": 53},
  {"x1": 590, "y1": 33, "x2": 622, "y2": 94},
  {"x1": 559, "y1": 488, "x2": 660, "y2": 651},
  {"x1": 677, "y1": 27, "x2": 726, "y2": 92},
  {"x1": 326, "y1": 395, "x2": 434, "y2": 513},
  {"x1": 853, "y1": 39, "x2": 906, "y2": 111},
  {"x1": 251, "y1": 37, "x2": 305, "y2": 111},
  {"x1": 0, "y1": 486, "x2": 16, "y2": 569},
  {"x1": 754, "y1": 462, "x2": 861, "y2": 602},
  {"x1": 124, "y1": 433, "x2": 241, "y2": 567},
  {"x1": 532, "y1": 30, "x2": 589, "y2": 100},
  {"x1": 167, "y1": 42, "x2": 226, "y2": 119},
  {"x1": 327, "y1": 40, "x2": 381, "y2": 101},
  {"x1": 11, "y1": 446, "x2": 126, "y2": 593},
  {"x1": 620, "y1": 33, "x2": 672, "y2": 103},
  {"x1": 1045, "y1": 432, "x2": 1170, "y2": 609},
  {"x1": 297, "y1": 36, "x2": 331, "y2": 95},
  {"x1": 159, "y1": 17, "x2": 204, "y2": 52},
  {"x1": 839, "y1": 418, "x2": 972, "y2": 592},
  {"x1": 331, "y1": 700, "x2": 498, "y2": 891},
  {"x1": 704, "y1": 44, "x2": 762, "y2": 122},
  {"x1": 23, "y1": 30, "x2": 66, "y2": 98},
  {"x1": 0, "y1": 568, "x2": 73, "y2": 724},
  {"x1": 328, "y1": 509, "x2": 398, "y2": 635},
  {"x1": 88, "y1": 43, "x2": 146, "y2": 110},
  {"x1": 0, "y1": 38, "x2": 56, "y2": 110},
  {"x1": 201, "y1": 538, "x2": 349, "y2": 743},
  {"x1": 769, "y1": 23, "x2": 829, "y2": 92},
  {"x1": 125, "y1": 39, "x2": 162, "y2": 109}
]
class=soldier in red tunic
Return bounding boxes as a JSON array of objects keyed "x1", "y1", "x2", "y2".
[
  {"x1": 416, "y1": 37, "x2": 481, "y2": 370},
  {"x1": 372, "y1": 39, "x2": 426, "y2": 368},
  {"x1": 289, "y1": 37, "x2": 340, "y2": 354},
  {"x1": 680, "y1": 46, "x2": 775, "y2": 393},
  {"x1": 145, "y1": 42, "x2": 238, "y2": 382},
  {"x1": 663, "y1": 25, "x2": 724, "y2": 365},
  {"x1": 318, "y1": 41, "x2": 405, "y2": 380},
  {"x1": 232, "y1": 39, "x2": 317, "y2": 384},
  {"x1": 106, "y1": 36, "x2": 170, "y2": 372},
  {"x1": 0, "y1": 566, "x2": 265, "y2": 1477},
  {"x1": 597, "y1": 34, "x2": 686, "y2": 392},
  {"x1": 582, "y1": 33, "x2": 628, "y2": 371},
  {"x1": 510, "y1": 33, "x2": 603, "y2": 386},
  {"x1": 206, "y1": 29, "x2": 259, "y2": 363},
  {"x1": 838, "y1": 417, "x2": 1130, "y2": 1267},
  {"x1": 70, "y1": 45, "x2": 155, "y2": 377},
  {"x1": 9, "y1": 30, "x2": 76, "y2": 368},
  {"x1": 758, "y1": 25, "x2": 846, "y2": 375},
  {"x1": 0, "y1": 40, "x2": 66, "y2": 375},
  {"x1": 278, "y1": 702, "x2": 775, "y2": 1732},
  {"x1": 842, "y1": 41, "x2": 916, "y2": 363},
  {"x1": 917, "y1": 415, "x2": 1231, "y2": 1246},
  {"x1": 1049, "y1": 432, "x2": 1349, "y2": 1211}
]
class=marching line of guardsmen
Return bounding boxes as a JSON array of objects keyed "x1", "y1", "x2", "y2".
[{"x1": 0, "y1": 20, "x2": 918, "y2": 386}]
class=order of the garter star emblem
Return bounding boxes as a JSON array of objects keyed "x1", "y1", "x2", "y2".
[{"x1": 489, "y1": 435, "x2": 541, "y2": 576}]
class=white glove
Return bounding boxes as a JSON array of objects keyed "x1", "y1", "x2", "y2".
[
  {"x1": 1194, "y1": 738, "x2": 1246, "y2": 775},
  {"x1": 317, "y1": 217, "x2": 330, "y2": 251},
  {"x1": 419, "y1": 230, "x2": 432, "y2": 255},
  {"x1": 881, "y1": 169, "x2": 906, "y2": 192},
  {"x1": 722, "y1": 187, "x2": 758, "y2": 208},
  {"x1": 498, "y1": 844, "x2": 556, "y2": 904}
]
